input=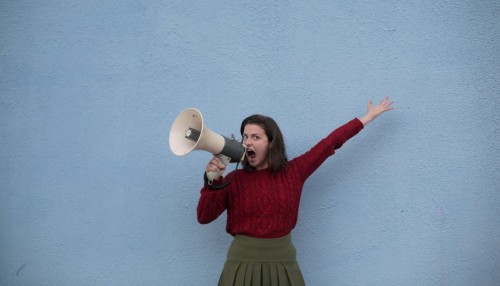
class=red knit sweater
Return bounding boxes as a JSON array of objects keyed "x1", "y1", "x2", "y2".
[{"x1": 197, "y1": 118, "x2": 364, "y2": 238}]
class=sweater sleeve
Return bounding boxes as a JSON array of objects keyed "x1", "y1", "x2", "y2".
[
  {"x1": 292, "y1": 118, "x2": 364, "y2": 181},
  {"x1": 196, "y1": 176, "x2": 229, "y2": 224}
]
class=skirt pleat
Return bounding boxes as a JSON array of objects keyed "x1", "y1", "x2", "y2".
[
  {"x1": 247, "y1": 263, "x2": 256, "y2": 285},
  {"x1": 218, "y1": 234, "x2": 305, "y2": 286}
]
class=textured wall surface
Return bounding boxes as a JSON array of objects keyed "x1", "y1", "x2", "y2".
[{"x1": 1, "y1": 1, "x2": 499, "y2": 285}]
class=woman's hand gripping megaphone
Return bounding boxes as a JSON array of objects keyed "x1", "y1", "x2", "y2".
[{"x1": 205, "y1": 154, "x2": 231, "y2": 183}]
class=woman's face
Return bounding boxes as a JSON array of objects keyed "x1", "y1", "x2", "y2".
[{"x1": 242, "y1": 124, "x2": 269, "y2": 170}]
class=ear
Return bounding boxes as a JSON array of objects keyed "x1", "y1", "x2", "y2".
[{"x1": 268, "y1": 140, "x2": 274, "y2": 148}]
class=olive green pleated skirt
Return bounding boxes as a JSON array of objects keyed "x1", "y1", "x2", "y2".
[{"x1": 218, "y1": 234, "x2": 305, "y2": 286}]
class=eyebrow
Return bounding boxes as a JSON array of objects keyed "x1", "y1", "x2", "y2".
[{"x1": 243, "y1": 131, "x2": 264, "y2": 137}]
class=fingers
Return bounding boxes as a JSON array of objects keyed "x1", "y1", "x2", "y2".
[
  {"x1": 379, "y1": 96, "x2": 395, "y2": 111},
  {"x1": 385, "y1": 97, "x2": 395, "y2": 110},
  {"x1": 206, "y1": 156, "x2": 226, "y2": 173},
  {"x1": 211, "y1": 156, "x2": 226, "y2": 169},
  {"x1": 365, "y1": 96, "x2": 395, "y2": 119}
]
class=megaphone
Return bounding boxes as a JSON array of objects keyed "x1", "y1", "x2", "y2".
[{"x1": 169, "y1": 108, "x2": 245, "y2": 182}]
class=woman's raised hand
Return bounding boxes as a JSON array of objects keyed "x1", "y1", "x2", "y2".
[{"x1": 359, "y1": 96, "x2": 395, "y2": 125}]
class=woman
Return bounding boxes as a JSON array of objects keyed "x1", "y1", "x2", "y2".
[{"x1": 197, "y1": 97, "x2": 394, "y2": 285}]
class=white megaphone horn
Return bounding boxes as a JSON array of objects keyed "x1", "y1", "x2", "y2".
[{"x1": 169, "y1": 108, "x2": 246, "y2": 182}]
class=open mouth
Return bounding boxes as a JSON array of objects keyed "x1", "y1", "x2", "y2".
[{"x1": 246, "y1": 150, "x2": 256, "y2": 159}]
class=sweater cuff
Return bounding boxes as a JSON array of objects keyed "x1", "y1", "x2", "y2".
[
  {"x1": 353, "y1": 117, "x2": 365, "y2": 130},
  {"x1": 203, "y1": 172, "x2": 225, "y2": 189}
]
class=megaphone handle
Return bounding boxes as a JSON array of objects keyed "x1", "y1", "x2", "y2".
[{"x1": 206, "y1": 154, "x2": 231, "y2": 183}]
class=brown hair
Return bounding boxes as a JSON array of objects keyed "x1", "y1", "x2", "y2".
[{"x1": 240, "y1": 114, "x2": 288, "y2": 172}]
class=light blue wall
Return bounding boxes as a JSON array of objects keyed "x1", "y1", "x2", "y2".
[{"x1": 1, "y1": 1, "x2": 499, "y2": 285}]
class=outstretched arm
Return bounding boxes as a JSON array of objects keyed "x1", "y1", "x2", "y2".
[{"x1": 359, "y1": 96, "x2": 395, "y2": 126}]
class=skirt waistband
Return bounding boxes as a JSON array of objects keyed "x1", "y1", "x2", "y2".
[{"x1": 227, "y1": 234, "x2": 297, "y2": 263}]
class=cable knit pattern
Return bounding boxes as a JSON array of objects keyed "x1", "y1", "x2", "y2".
[{"x1": 197, "y1": 118, "x2": 364, "y2": 238}]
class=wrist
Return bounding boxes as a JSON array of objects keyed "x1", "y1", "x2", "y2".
[{"x1": 359, "y1": 114, "x2": 375, "y2": 126}]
